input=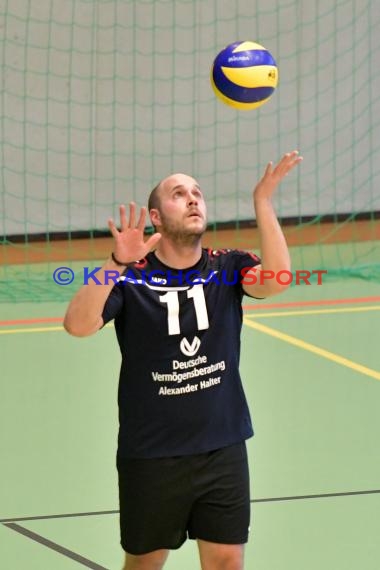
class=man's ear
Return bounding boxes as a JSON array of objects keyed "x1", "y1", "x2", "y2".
[{"x1": 149, "y1": 208, "x2": 161, "y2": 228}]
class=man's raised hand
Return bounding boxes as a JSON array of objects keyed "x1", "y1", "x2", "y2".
[
  {"x1": 254, "y1": 150, "x2": 303, "y2": 201},
  {"x1": 108, "y1": 203, "x2": 161, "y2": 265}
]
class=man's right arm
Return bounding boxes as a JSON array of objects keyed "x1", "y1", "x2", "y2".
[
  {"x1": 63, "y1": 256, "x2": 125, "y2": 337},
  {"x1": 63, "y1": 203, "x2": 162, "y2": 338}
]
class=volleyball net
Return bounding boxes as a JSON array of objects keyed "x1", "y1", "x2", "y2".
[{"x1": 1, "y1": 0, "x2": 379, "y2": 302}]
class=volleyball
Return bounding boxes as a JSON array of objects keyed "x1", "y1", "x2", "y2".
[{"x1": 211, "y1": 41, "x2": 278, "y2": 110}]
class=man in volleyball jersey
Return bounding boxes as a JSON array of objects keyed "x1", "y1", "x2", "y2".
[{"x1": 64, "y1": 150, "x2": 302, "y2": 570}]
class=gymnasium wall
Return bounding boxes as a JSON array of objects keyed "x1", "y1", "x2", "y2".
[{"x1": 1, "y1": 0, "x2": 380, "y2": 237}]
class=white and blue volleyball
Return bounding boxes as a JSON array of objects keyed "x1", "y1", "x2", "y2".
[{"x1": 211, "y1": 41, "x2": 278, "y2": 110}]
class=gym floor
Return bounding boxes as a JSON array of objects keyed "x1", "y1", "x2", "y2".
[{"x1": 1, "y1": 273, "x2": 380, "y2": 569}]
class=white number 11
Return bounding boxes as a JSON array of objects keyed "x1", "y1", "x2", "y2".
[{"x1": 159, "y1": 284, "x2": 209, "y2": 335}]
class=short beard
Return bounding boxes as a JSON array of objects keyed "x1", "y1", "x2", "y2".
[{"x1": 158, "y1": 214, "x2": 207, "y2": 246}]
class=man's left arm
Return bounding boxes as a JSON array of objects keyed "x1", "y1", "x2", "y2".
[{"x1": 243, "y1": 150, "x2": 303, "y2": 299}]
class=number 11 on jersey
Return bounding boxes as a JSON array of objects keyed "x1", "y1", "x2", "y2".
[{"x1": 159, "y1": 284, "x2": 209, "y2": 335}]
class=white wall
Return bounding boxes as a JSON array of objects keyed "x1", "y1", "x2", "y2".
[{"x1": 1, "y1": 0, "x2": 379, "y2": 236}]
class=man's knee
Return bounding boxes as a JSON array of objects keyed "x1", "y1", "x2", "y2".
[
  {"x1": 122, "y1": 549, "x2": 169, "y2": 570},
  {"x1": 198, "y1": 541, "x2": 245, "y2": 570}
]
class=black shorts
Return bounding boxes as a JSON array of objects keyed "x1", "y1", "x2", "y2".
[{"x1": 116, "y1": 442, "x2": 251, "y2": 555}]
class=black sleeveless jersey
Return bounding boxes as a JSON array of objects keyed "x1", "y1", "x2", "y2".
[{"x1": 102, "y1": 248, "x2": 261, "y2": 458}]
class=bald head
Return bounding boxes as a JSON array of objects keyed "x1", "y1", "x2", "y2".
[
  {"x1": 148, "y1": 173, "x2": 202, "y2": 223},
  {"x1": 148, "y1": 173, "x2": 207, "y2": 238},
  {"x1": 149, "y1": 173, "x2": 199, "y2": 209}
]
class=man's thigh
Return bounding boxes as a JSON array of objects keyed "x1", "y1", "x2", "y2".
[
  {"x1": 188, "y1": 442, "x2": 251, "y2": 545},
  {"x1": 117, "y1": 454, "x2": 192, "y2": 555}
]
